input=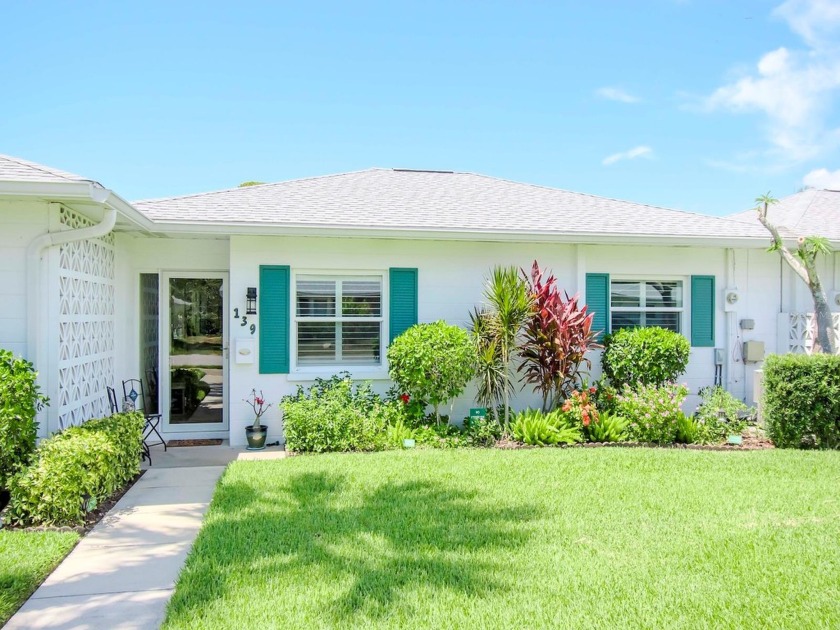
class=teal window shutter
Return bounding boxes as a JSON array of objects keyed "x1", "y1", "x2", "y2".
[
  {"x1": 585, "y1": 273, "x2": 610, "y2": 341},
  {"x1": 691, "y1": 275, "x2": 715, "y2": 347},
  {"x1": 259, "y1": 265, "x2": 290, "y2": 373},
  {"x1": 389, "y1": 268, "x2": 418, "y2": 343}
]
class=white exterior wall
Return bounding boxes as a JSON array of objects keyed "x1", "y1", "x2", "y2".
[
  {"x1": 226, "y1": 235, "x2": 779, "y2": 446},
  {"x1": 108, "y1": 231, "x2": 831, "y2": 446},
  {"x1": 0, "y1": 200, "x2": 49, "y2": 358},
  {"x1": 113, "y1": 234, "x2": 230, "y2": 391}
]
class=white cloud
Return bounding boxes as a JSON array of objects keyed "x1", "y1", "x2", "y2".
[
  {"x1": 803, "y1": 166, "x2": 840, "y2": 188},
  {"x1": 596, "y1": 87, "x2": 641, "y2": 104},
  {"x1": 773, "y1": 0, "x2": 840, "y2": 48},
  {"x1": 702, "y1": 0, "x2": 840, "y2": 166},
  {"x1": 602, "y1": 145, "x2": 653, "y2": 166}
]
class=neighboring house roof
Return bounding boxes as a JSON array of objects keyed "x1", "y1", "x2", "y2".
[
  {"x1": 134, "y1": 168, "x2": 766, "y2": 241},
  {"x1": 730, "y1": 188, "x2": 840, "y2": 242},
  {"x1": 0, "y1": 154, "x2": 90, "y2": 183}
]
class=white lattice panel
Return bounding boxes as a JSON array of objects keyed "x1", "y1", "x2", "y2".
[
  {"x1": 779, "y1": 312, "x2": 840, "y2": 355},
  {"x1": 57, "y1": 207, "x2": 115, "y2": 428}
]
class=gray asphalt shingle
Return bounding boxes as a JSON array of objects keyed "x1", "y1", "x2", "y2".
[
  {"x1": 0, "y1": 154, "x2": 88, "y2": 183},
  {"x1": 730, "y1": 188, "x2": 840, "y2": 242},
  {"x1": 134, "y1": 168, "x2": 766, "y2": 239}
]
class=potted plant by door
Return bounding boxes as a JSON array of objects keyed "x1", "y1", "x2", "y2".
[{"x1": 244, "y1": 389, "x2": 271, "y2": 450}]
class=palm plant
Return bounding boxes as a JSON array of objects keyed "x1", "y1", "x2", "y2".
[
  {"x1": 469, "y1": 307, "x2": 506, "y2": 425},
  {"x1": 481, "y1": 266, "x2": 532, "y2": 431}
]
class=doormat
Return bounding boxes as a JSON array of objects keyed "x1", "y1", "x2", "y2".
[{"x1": 167, "y1": 439, "x2": 223, "y2": 447}]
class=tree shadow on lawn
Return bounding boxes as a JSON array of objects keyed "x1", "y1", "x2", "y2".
[{"x1": 168, "y1": 471, "x2": 537, "y2": 624}]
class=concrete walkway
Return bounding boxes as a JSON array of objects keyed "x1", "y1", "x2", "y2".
[{"x1": 6, "y1": 445, "x2": 286, "y2": 630}]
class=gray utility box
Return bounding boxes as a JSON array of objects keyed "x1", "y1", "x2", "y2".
[{"x1": 743, "y1": 340, "x2": 765, "y2": 363}]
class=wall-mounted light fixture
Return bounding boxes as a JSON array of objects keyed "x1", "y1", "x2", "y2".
[{"x1": 246, "y1": 287, "x2": 257, "y2": 315}]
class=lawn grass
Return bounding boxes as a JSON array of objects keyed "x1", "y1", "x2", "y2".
[
  {"x1": 0, "y1": 530, "x2": 79, "y2": 624},
  {"x1": 164, "y1": 449, "x2": 840, "y2": 629}
]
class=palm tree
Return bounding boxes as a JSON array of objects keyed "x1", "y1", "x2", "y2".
[
  {"x1": 481, "y1": 266, "x2": 533, "y2": 431},
  {"x1": 469, "y1": 307, "x2": 506, "y2": 425}
]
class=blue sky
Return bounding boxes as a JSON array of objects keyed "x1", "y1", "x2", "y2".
[{"x1": 2, "y1": 0, "x2": 839, "y2": 215}]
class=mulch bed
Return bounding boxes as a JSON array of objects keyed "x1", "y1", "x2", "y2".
[
  {"x1": 167, "y1": 439, "x2": 223, "y2": 447},
  {"x1": 2, "y1": 470, "x2": 146, "y2": 535}
]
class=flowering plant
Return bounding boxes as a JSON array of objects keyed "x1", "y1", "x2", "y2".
[
  {"x1": 616, "y1": 383, "x2": 689, "y2": 444},
  {"x1": 244, "y1": 389, "x2": 271, "y2": 429},
  {"x1": 562, "y1": 387, "x2": 599, "y2": 427}
]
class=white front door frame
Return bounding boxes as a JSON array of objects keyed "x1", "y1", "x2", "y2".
[{"x1": 159, "y1": 271, "x2": 229, "y2": 439}]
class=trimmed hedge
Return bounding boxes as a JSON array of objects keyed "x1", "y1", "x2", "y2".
[
  {"x1": 0, "y1": 350, "x2": 48, "y2": 489},
  {"x1": 764, "y1": 354, "x2": 840, "y2": 449},
  {"x1": 601, "y1": 327, "x2": 690, "y2": 389},
  {"x1": 8, "y1": 412, "x2": 145, "y2": 526}
]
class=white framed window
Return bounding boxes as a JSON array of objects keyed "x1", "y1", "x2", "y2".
[
  {"x1": 610, "y1": 279, "x2": 684, "y2": 333},
  {"x1": 294, "y1": 274, "x2": 384, "y2": 368}
]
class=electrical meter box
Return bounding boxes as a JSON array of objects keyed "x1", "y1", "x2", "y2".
[{"x1": 742, "y1": 340, "x2": 765, "y2": 363}]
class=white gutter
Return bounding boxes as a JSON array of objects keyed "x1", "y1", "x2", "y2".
[{"x1": 25, "y1": 183, "x2": 118, "y2": 435}]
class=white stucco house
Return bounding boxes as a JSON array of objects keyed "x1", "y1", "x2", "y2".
[{"x1": 2, "y1": 154, "x2": 838, "y2": 446}]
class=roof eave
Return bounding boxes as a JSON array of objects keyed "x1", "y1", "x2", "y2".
[
  {"x1": 0, "y1": 180, "x2": 155, "y2": 232},
  {"x1": 141, "y1": 220, "x2": 772, "y2": 248}
]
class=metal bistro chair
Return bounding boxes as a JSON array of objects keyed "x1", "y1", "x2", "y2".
[
  {"x1": 108, "y1": 385, "x2": 151, "y2": 465},
  {"x1": 122, "y1": 378, "x2": 167, "y2": 456}
]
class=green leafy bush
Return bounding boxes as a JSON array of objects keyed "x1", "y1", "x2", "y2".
[
  {"x1": 601, "y1": 327, "x2": 690, "y2": 389},
  {"x1": 616, "y1": 383, "x2": 689, "y2": 444},
  {"x1": 8, "y1": 412, "x2": 144, "y2": 526},
  {"x1": 585, "y1": 412, "x2": 629, "y2": 443},
  {"x1": 511, "y1": 409, "x2": 582, "y2": 446},
  {"x1": 282, "y1": 374, "x2": 395, "y2": 452},
  {"x1": 675, "y1": 413, "x2": 698, "y2": 444},
  {"x1": 0, "y1": 350, "x2": 48, "y2": 489},
  {"x1": 412, "y1": 423, "x2": 466, "y2": 448},
  {"x1": 693, "y1": 386, "x2": 749, "y2": 444},
  {"x1": 764, "y1": 354, "x2": 840, "y2": 449},
  {"x1": 462, "y1": 414, "x2": 502, "y2": 447},
  {"x1": 387, "y1": 321, "x2": 475, "y2": 423}
]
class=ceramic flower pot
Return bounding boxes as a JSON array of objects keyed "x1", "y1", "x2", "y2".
[{"x1": 246, "y1": 424, "x2": 267, "y2": 450}]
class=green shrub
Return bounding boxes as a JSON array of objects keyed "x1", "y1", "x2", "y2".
[
  {"x1": 511, "y1": 409, "x2": 582, "y2": 446},
  {"x1": 694, "y1": 386, "x2": 749, "y2": 444},
  {"x1": 616, "y1": 383, "x2": 689, "y2": 444},
  {"x1": 385, "y1": 417, "x2": 415, "y2": 448},
  {"x1": 462, "y1": 414, "x2": 502, "y2": 447},
  {"x1": 282, "y1": 374, "x2": 394, "y2": 452},
  {"x1": 591, "y1": 380, "x2": 620, "y2": 416},
  {"x1": 0, "y1": 350, "x2": 48, "y2": 489},
  {"x1": 601, "y1": 327, "x2": 690, "y2": 389},
  {"x1": 8, "y1": 412, "x2": 144, "y2": 526},
  {"x1": 675, "y1": 413, "x2": 698, "y2": 444},
  {"x1": 764, "y1": 354, "x2": 840, "y2": 449},
  {"x1": 387, "y1": 321, "x2": 475, "y2": 423},
  {"x1": 585, "y1": 412, "x2": 629, "y2": 443},
  {"x1": 412, "y1": 423, "x2": 466, "y2": 449}
]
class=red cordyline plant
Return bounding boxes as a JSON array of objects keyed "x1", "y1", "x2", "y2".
[
  {"x1": 518, "y1": 261, "x2": 601, "y2": 412},
  {"x1": 244, "y1": 389, "x2": 271, "y2": 429}
]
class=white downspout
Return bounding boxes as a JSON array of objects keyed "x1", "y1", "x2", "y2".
[{"x1": 26, "y1": 184, "x2": 118, "y2": 435}]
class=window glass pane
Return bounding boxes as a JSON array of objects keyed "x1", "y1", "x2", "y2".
[
  {"x1": 296, "y1": 279, "x2": 335, "y2": 317},
  {"x1": 611, "y1": 281, "x2": 641, "y2": 307},
  {"x1": 643, "y1": 312, "x2": 681, "y2": 333},
  {"x1": 297, "y1": 322, "x2": 336, "y2": 365},
  {"x1": 611, "y1": 312, "x2": 641, "y2": 331},
  {"x1": 342, "y1": 280, "x2": 382, "y2": 318},
  {"x1": 645, "y1": 281, "x2": 682, "y2": 308},
  {"x1": 341, "y1": 322, "x2": 381, "y2": 364}
]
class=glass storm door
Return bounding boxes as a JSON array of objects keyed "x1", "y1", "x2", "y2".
[{"x1": 161, "y1": 273, "x2": 229, "y2": 435}]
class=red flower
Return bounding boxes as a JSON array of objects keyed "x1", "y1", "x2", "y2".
[
  {"x1": 582, "y1": 411, "x2": 590, "y2": 426},
  {"x1": 589, "y1": 386, "x2": 597, "y2": 394},
  {"x1": 400, "y1": 394, "x2": 411, "y2": 404}
]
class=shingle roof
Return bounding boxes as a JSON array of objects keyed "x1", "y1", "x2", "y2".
[
  {"x1": 730, "y1": 188, "x2": 840, "y2": 242},
  {"x1": 134, "y1": 168, "x2": 766, "y2": 239},
  {"x1": 0, "y1": 154, "x2": 89, "y2": 183}
]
